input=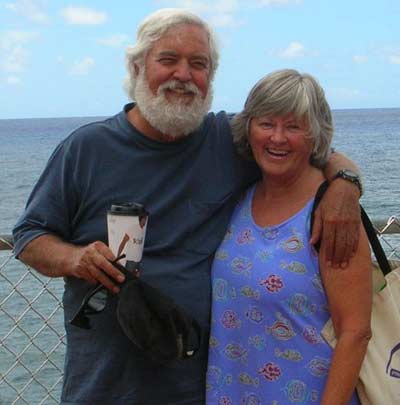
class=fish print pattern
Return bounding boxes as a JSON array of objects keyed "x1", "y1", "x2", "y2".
[
  {"x1": 221, "y1": 310, "x2": 241, "y2": 329},
  {"x1": 274, "y1": 348, "x2": 303, "y2": 362},
  {"x1": 259, "y1": 274, "x2": 284, "y2": 293},
  {"x1": 255, "y1": 249, "x2": 272, "y2": 263},
  {"x1": 206, "y1": 185, "x2": 361, "y2": 405},
  {"x1": 240, "y1": 285, "x2": 260, "y2": 300},
  {"x1": 230, "y1": 256, "x2": 252, "y2": 276},
  {"x1": 248, "y1": 335, "x2": 267, "y2": 351},
  {"x1": 265, "y1": 312, "x2": 296, "y2": 341},
  {"x1": 237, "y1": 229, "x2": 255, "y2": 245}
]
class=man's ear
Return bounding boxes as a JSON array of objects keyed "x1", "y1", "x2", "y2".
[{"x1": 133, "y1": 63, "x2": 140, "y2": 76}]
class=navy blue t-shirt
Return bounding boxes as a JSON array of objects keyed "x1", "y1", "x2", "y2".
[{"x1": 13, "y1": 104, "x2": 259, "y2": 404}]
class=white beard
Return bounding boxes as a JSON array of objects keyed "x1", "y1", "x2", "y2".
[{"x1": 133, "y1": 69, "x2": 213, "y2": 138}]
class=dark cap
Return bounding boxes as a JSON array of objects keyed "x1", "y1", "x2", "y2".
[
  {"x1": 114, "y1": 263, "x2": 201, "y2": 364},
  {"x1": 108, "y1": 202, "x2": 148, "y2": 216}
]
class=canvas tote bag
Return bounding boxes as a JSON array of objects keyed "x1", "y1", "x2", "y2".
[{"x1": 312, "y1": 182, "x2": 400, "y2": 404}]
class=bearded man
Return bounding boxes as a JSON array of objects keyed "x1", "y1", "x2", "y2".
[{"x1": 13, "y1": 8, "x2": 362, "y2": 404}]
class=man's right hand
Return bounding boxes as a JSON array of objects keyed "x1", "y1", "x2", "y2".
[
  {"x1": 19, "y1": 235, "x2": 125, "y2": 293},
  {"x1": 69, "y1": 241, "x2": 126, "y2": 293}
]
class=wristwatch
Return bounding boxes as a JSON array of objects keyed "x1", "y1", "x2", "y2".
[{"x1": 333, "y1": 169, "x2": 363, "y2": 196}]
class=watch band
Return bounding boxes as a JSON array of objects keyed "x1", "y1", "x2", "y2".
[{"x1": 333, "y1": 169, "x2": 363, "y2": 196}]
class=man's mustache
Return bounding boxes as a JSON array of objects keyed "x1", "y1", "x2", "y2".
[{"x1": 158, "y1": 80, "x2": 200, "y2": 96}]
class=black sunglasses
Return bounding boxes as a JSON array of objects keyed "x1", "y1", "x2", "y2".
[{"x1": 69, "y1": 254, "x2": 130, "y2": 329}]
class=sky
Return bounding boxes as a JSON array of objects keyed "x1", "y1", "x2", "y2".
[{"x1": 0, "y1": 0, "x2": 399, "y2": 119}]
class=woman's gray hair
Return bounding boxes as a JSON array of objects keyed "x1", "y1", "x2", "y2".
[
  {"x1": 232, "y1": 69, "x2": 333, "y2": 168},
  {"x1": 124, "y1": 8, "x2": 219, "y2": 100}
]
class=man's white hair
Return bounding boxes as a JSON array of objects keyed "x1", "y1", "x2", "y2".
[{"x1": 123, "y1": 8, "x2": 219, "y2": 100}]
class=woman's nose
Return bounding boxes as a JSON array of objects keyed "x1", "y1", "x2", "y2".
[{"x1": 270, "y1": 125, "x2": 287, "y2": 143}]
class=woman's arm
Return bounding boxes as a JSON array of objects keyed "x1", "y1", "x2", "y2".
[{"x1": 319, "y1": 225, "x2": 372, "y2": 405}]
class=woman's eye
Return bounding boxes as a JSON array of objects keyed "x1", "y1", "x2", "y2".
[
  {"x1": 287, "y1": 124, "x2": 301, "y2": 131},
  {"x1": 260, "y1": 122, "x2": 273, "y2": 129}
]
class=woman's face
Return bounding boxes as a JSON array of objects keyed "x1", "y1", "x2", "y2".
[{"x1": 249, "y1": 113, "x2": 313, "y2": 181}]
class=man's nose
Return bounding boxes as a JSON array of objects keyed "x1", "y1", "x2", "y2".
[{"x1": 172, "y1": 60, "x2": 192, "y2": 82}]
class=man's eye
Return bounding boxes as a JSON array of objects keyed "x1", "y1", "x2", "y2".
[
  {"x1": 159, "y1": 58, "x2": 175, "y2": 65},
  {"x1": 191, "y1": 60, "x2": 208, "y2": 69}
]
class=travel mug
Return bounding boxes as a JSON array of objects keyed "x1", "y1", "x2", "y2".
[{"x1": 107, "y1": 202, "x2": 148, "y2": 271}]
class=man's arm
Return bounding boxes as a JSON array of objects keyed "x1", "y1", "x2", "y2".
[
  {"x1": 322, "y1": 151, "x2": 361, "y2": 181},
  {"x1": 312, "y1": 151, "x2": 362, "y2": 267},
  {"x1": 19, "y1": 234, "x2": 125, "y2": 293}
]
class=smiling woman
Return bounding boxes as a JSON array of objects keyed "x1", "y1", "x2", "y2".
[
  {"x1": 232, "y1": 69, "x2": 333, "y2": 169},
  {"x1": 249, "y1": 114, "x2": 311, "y2": 186},
  {"x1": 206, "y1": 69, "x2": 372, "y2": 405}
]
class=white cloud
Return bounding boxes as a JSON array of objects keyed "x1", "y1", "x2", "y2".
[
  {"x1": 155, "y1": 0, "x2": 242, "y2": 28},
  {"x1": 2, "y1": 46, "x2": 28, "y2": 72},
  {"x1": 154, "y1": 0, "x2": 302, "y2": 28},
  {"x1": 208, "y1": 13, "x2": 244, "y2": 28},
  {"x1": 352, "y1": 55, "x2": 368, "y2": 64},
  {"x1": 277, "y1": 41, "x2": 305, "y2": 59},
  {"x1": 381, "y1": 46, "x2": 400, "y2": 65},
  {"x1": 69, "y1": 57, "x2": 95, "y2": 76},
  {"x1": 331, "y1": 87, "x2": 360, "y2": 99},
  {"x1": 0, "y1": 31, "x2": 39, "y2": 74},
  {"x1": 255, "y1": 0, "x2": 302, "y2": 5},
  {"x1": 6, "y1": 75, "x2": 21, "y2": 84},
  {"x1": 97, "y1": 34, "x2": 130, "y2": 48},
  {"x1": 389, "y1": 55, "x2": 400, "y2": 65},
  {"x1": 0, "y1": 31, "x2": 39, "y2": 48},
  {"x1": 5, "y1": 0, "x2": 49, "y2": 23},
  {"x1": 156, "y1": 0, "x2": 238, "y2": 13},
  {"x1": 61, "y1": 6, "x2": 107, "y2": 25}
]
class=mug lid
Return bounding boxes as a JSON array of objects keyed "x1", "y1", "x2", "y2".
[{"x1": 108, "y1": 202, "x2": 148, "y2": 216}]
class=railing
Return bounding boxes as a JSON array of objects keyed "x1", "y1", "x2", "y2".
[
  {"x1": 0, "y1": 237, "x2": 66, "y2": 404},
  {"x1": 1, "y1": 217, "x2": 400, "y2": 404}
]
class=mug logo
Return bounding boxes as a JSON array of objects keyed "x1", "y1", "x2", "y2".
[
  {"x1": 117, "y1": 233, "x2": 130, "y2": 257},
  {"x1": 386, "y1": 342, "x2": 400, "y2": 378},
  {"x1": 117, "y1": 232, "x2": 143, "y2": 257}
]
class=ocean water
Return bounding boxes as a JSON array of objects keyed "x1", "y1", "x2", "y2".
[
  {"x1": 332, "y1": 108, "x2": 399, "y2": 219},
  {"x1": 0, "y1": 108, "x2": 399, "y2": 403},
  {"x1": 0, "y1": 108, "x2": 399, "y2": 235}
]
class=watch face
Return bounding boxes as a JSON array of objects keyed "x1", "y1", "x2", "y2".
[
  {"x1": 342, "y1": 170, "x2": 359, "y2": 180},
  {"x1": 336, "y1": 169, "x2": 363, "y2": 195}
]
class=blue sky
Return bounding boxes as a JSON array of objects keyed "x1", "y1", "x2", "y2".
[{"x1": 0, "y1": 0, "x2": 399, "y2": 119}]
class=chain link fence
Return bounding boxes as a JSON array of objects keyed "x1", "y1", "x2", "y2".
[
  {"x1": 1, "y1": 217, "x2": 400, "y2": 404},
  {"x1": 0, "y1": 237, "x2": 65, "y2": 405}
]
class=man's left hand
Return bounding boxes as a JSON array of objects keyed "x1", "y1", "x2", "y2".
[{"x1": 310, "y1": 179, "x2": 361, "y2": 267}]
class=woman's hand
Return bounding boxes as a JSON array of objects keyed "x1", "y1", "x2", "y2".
[{"x1": 310, "y1": 179, "x2": 361, "y2": 267}]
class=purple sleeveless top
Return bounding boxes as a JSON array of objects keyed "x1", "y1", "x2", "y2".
[{"x1": 206, "y1": 184, "x2": 360, "y2": 405}]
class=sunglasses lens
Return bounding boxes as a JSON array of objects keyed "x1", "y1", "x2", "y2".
[
  {"x1": 70, "y1": 286, "x2": 109, "y2": 329},
  {"x1": 87, "y1": 288, "x2": 108, "y2": 312},
  {"x1": 70, "y1": 312, "x2": 90, "y2": 329}
]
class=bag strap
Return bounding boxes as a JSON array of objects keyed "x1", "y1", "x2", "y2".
[
  {"x1": 311, "y1": 181, "x2": 392, "y2": 275},
  {"x1": 359, "y1": 206, "x2": 392, "y2": 275}
]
